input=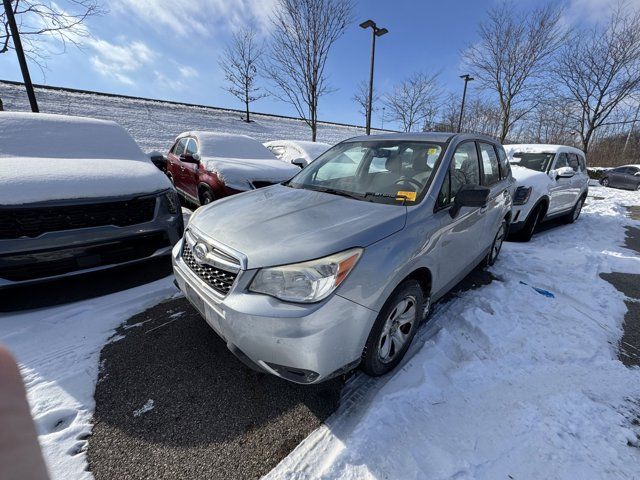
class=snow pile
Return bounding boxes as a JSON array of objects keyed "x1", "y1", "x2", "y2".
[
  {"x1": 510, "y1": 164, "x2": 554, "y2": 192},
  {"x1": 264, "y1": 140, "x2": 332, "y2": 164},
  {"x1": 133, "y1": 399, "x2": 155, "y2": 417},
  {"x1": 0, "y1": 112, "x2": 171, "y2": 205},
  {"x1": 267, "y1": 186, "x2": 640, "y2": 479},
  {"x1": 0, "y1": 278, "x2": 177, "y2": 479}
]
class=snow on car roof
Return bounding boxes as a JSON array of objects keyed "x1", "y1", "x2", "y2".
[
  {"x1": 0, "y1": 111, "x2": 147, "y2": 160},
  {"x1": 179, "y1": 131, "x2": 275, "y2": 160},
  {"x1": 264, "y1": 139, "x2": 331, "y2": 160},
  {"x1": 504, "y1": 144, "x2": 585, "y2": 156}
]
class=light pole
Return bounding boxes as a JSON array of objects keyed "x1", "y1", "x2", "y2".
[
  {"x1": 381, "y1": 106, "x2": 386, "y2": 130},
  {"x1": 360, "y1": 19, "x2": 388, "y2": 135},
  {"x1": 457, "y1": 74, "x2": 474, "y2": 133},
  {"x1": 3, "y1": 0, "x2": 39, "y2": 112}
]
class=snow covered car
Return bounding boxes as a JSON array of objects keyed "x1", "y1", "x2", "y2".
[
  {"x1": 504, "y1": 144, "x2": 589, "y2": 241},
  {"x1": 264, "y1": 140, "x2": 331, "y2": 168},
  {"x1": 0, "y1": 112, "x2": 183, "y2": 298},
  {"x1": 600, "y1": 165, "x2": 640, "y2": 190},
  {"x1": 167, "y1": 132, "x2": 299, "y2": 206},
  {"x1": 172, "y1": 133, "x2": 512, "y2": 384}
]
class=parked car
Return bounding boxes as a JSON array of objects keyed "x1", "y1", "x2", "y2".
[
  {"x1": 504, "y1": 144, "x2": 589, "y2": 241},
  {"x1": 0, "y1": 112, "x2": 183, "y2": 297},
  {"x1": 264, "y1": 140, "x2": 331, "y2": 168},
  {"x1": 172, "y1": 132, "x2": 512, "y2": 384},
  {"x1": 600, "y1": 165, "x2": 640, "y2": 190},
  {"x1": 166, "y1": 132, "x2": 299, "y2": 206}
]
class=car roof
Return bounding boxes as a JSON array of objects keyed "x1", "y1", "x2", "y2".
[
  {"x1": 342, "y1": 132, "x2": 499, "y2": 145},
  {"x1": 504, "y1": 144, "x2": 585, "y2": 156}
]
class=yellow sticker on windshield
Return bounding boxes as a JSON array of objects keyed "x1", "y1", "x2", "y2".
[
  {"x1": 427, "y1": 148, "x2": 438, "y2": 155},
  {"x1": 397, "y1": 191, "x2": 417, "y2": 201}
]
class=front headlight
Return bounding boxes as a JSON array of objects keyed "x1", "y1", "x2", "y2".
[
  {"x1": 249, "y1": 248, "x2": 363, "y2": 303},
  {"x1": 163, "y1": 189, "x2": 180, "y2": 214},
  {"x1": 513, "y1": 186, "x2": 532, "y2": 205}
]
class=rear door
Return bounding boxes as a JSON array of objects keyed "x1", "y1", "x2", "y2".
[
  {"x1": 478, "y1": 142, "x2": 510, "y2": 244},
  {"x1": 548, "y1": 152, "x2": 573, "y2": 214},
  {"x1": 608, "y1": 167, "x2": 626, "y2": 188},
  {"x1": 432, "y1": 141, "x2": 487, "y2": 291}
]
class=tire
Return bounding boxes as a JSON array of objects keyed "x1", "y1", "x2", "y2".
[
  {"x1": 564, "y1": 195, "x2": 585, "y2": 224},
  {"x1": 361, "y1": 280, "x2": 425, "y2": 377},
  {"x1": 514, "y1": 204, "x2": 543, "y2": 242},
  {"x1": 200, "y1": 188, "x2": 215, "y2": 206},
  {"x1": 484, "y1": 219, "x2": 507, "y2": 266},
  {"x1": 601, "y1": 178, "x2": 610, "y2": 187}
]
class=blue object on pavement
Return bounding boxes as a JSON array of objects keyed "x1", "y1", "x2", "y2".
[{"x1": 519, "y1": 281, "x2": 555, "y2": 298}]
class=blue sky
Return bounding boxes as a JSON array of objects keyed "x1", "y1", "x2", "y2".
[{"x1": 0, "y1": 0, "x2": 625, "y2": 128}]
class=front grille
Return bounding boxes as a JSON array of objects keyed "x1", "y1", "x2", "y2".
[
  {"x1": 251, "y1": 181, "x2": 275, "y2": 189},
  {"x1": 0, "y1": 197, "x2": 157, "y2": 239},
  {"x1": 0, "y1": 232, "x2": 170, "y2": 282},
  {"x1": 182, "y1": 244, "x2": 237, "y2": 295}
]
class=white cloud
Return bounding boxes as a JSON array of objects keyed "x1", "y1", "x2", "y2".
[
  {"x1": 566, "y1": 0, "x2": 640, "y2": 23},
  {"x1": 178, "y1": 65, "x2": 199, "y2": 79},
  {"x1": 88, "y1": 38, "x2": 157, "y2": 85},
  {"x1": 112, "y1": 0, "x2": 278, "y2": 37}
]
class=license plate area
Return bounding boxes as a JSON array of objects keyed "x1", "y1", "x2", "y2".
[{"x1": 184, "y1": 283, "x2": 206, "y2": 317}]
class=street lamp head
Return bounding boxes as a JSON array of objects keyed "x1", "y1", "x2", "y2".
[
  {"x1": 360, "y1": 19, "x2": 375, "y2": 29},
  {"x1": 460, "y1": 74, "x2": 475, "y2": 82},
  {"x1": 375, "y1": 27, "x2": 389, "y2": 36}
]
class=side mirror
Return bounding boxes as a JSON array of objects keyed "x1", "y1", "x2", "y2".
[
  {"x1": 291, "y1": 157, "x2": 307, "y2": 169},
  {"x1": 555, "y1": 166, "x2": 575, "y2": 179},
  {"x1": 180, "y1": 153, "x2": 201, "y2": 164},
  {"x1": 449, "y1": 185, "x2": 490, "y2": 218}
]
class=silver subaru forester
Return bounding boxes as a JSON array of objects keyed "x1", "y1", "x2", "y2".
[{"x1": 172, "y1": 133, "x2": 512, "y2": 383}]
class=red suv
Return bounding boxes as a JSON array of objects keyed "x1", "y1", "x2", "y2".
[{"x1": 167, "y1": 131, "x2": 299, "y2": 206}]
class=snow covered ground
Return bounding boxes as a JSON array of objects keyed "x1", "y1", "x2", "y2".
[
  {"x1": 267, "y1": 186, "x2": 640, "y2": 480},
  {"x1": 1, "y1": 186, "x2": 639, "y2": 480},
  {"x1": 0, "y1": 82, "x2": 379, "y2": 153}
]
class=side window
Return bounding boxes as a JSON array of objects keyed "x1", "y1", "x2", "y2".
[
  {"x1": 567, "y1": 153, "x2": 580, "y2": 172},
  {"x1": 185, "y1": 138, "x2": 198, "y2": 156},
  {"x1": 629, "y1": 167, "x2": 639, "y2": 176},
  {"x1": 554, "y1": 153, "x2": 570, "y2": 169},
  {"x1": 173, "y1": 138, "x2": 187, "y2": 156},
  {"x1": 451, "y1": 142, "x2": 480, "y2": 201},
  {"x1": 479, "y1": 142, "x2": 501, "y2": 186},
  {"x1": 437, "y1": 170, "x2": 451, "y2": 208},
  {"x1": 496, "y1": 146, "x2": 511, "y2": 180},
  {"x1": 577, "y1": 154, "x2": 586, "y2": 172}
]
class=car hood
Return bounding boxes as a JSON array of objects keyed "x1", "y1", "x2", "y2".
[
  {"x1": 188, "y1": 184, "x2": 407, "y2": 269},
  {"x1": 203, "y1": 156, "x2": 299, "y2": 190},
  {"x1": 510, "y1": 165, "x2": 554, "y2": 194},
  {"x1": 0, "y1": 156, "x2": 172, "y2": 205}
]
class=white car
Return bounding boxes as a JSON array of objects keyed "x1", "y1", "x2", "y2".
[
  {"x1": 264, "y1": 140, "x2": 331, "y2": 168},
  {"x1": 504, "y1": 144, "x2": 589, "y2": 241}
]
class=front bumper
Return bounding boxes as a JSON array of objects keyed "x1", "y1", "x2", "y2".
[
  {"x1": 0, "y1": 192, "x2": 183, "y2": 289},
  {"x1": 172, "y1": 239, "x2": 376, "y2": 384}
]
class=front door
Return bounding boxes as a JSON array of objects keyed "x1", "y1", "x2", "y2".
[
  {"x1": 548, "y1": 152, "x2": 574, "y2": 214},
  {"x1": 182, "y1": 138, "x2": 200, "y2": 200},
  {"x1": 432, "y1": 141, "x2": 487, "y2": 294}
]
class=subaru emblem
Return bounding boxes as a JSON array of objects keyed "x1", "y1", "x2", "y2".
[{"x1": 193, "y1": 243, "x2": 208, "y2": 263}]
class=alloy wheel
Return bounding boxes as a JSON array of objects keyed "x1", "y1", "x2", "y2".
[
  {"x1": 378, "y1": 295, "x2": 417, "y2": 364},
  {"x1": 602, "y1": 178, "x2": 609, "y2": 187}
]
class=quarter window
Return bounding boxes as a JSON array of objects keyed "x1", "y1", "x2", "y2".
[
  {"x1": 437, "y1": 170, "x2": 451, "y2": 208},
  {"x1": 496, "y1": 146, "x2": 511, "y2": 179},
  {"x1": 479, "y1": 143, "x2": 501, "y2": 186},
  {"x1": 567, "y1": 153, "x2": 580, "y2": 172}
]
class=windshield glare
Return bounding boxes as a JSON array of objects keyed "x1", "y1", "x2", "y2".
[
  {"x1": 288, "y1": 141, "x2": 444, "y2": 205},
  {"x1": 510, "y1": 152, "x2": 555, "y2": 172}
]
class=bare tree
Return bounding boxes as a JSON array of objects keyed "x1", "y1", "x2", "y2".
[
  {"x1": 464, "y1": 1, "x2": 566, "y2": 142},
  {"x1": 352, "y1": 80, "x2": 380, "y2": 124},
  {"x1": 556, "y1": 4, "x2": 640, "y2": 155},
  {"x1": 1, "y1": 0, "x2": 103, "y2": 68},
  {"x1": 219, "y1": 27, "x2": 267, "y2": 123},
  {"x1": 383, "y1": 72, "x2": 441, "y2": 132},
  {"x1": 264, "y1": 0, "x2": 354, "y2": 141}
]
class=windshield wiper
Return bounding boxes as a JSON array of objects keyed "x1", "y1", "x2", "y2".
[
  {"x1": 306, "y1": 186, "x2": 365, "y2": 201},
  {"x1": 364, "y1": 192, "x2": 409, "y2": 205}
]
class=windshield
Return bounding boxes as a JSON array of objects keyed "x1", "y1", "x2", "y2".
[
  {"x1": 509, "y1": 152, "x2": 555, "y2": 172},
  {"x1": 288, "y1": 140, "x2": 444, "y2": 205}
]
